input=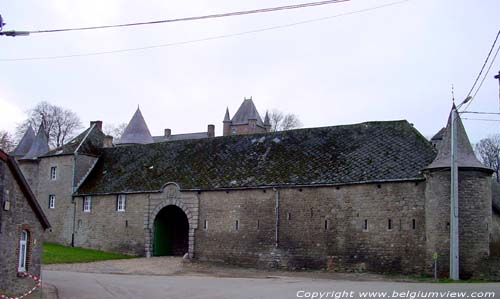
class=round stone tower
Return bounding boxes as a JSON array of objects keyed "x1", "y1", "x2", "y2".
[{"x1": 423, "y1": 106, "x2": 492, "y2": 278}]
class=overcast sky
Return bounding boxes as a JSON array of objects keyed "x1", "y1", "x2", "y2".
[{"x1": 1, "y1": 0, "x2": 499, "y2": 143}]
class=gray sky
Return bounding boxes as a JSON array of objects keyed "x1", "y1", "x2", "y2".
[{"x1": 1, "y1": 0, "x2": 499, "y2": 142}]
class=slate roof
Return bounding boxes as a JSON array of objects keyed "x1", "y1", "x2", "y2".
[
  {"x1": 426, "y1": 107, "x2": 490, "y2": 171},
  {"x1": 43, "y1": 123, "x2": 106, "y2": 157},
  {"x1": 77, "y1": 120, "x2": 436, "y2": 195},
  {"x1": 10, "y1": 126, "x2": 35, "y2": 157},
  {"x1": 153, "y1": 132, "x2": 209, "y2": 142},
  {"x1": 0, "y1": 149, "x2": 50, "y2": 229},
  {"x1": 231, "y1": 98, "x2": 264, "y2": 126},
  {"x1": 117, "y1": 108, "x2": 154, "y2": 144},
  {"x1": 21, "y1": 125, "x2": 49, "y2": 160}
]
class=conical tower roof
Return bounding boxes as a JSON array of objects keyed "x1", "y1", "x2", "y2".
[
  {"x1": 11, "y1": 126, "x2": 35, "y2": 157},
  {"x1": 426, "y1": 106, "x2": 489, "y2": 170},
  {"x1": 22, "y1": 124, "x2": 49, "y2": 160},
  {"x1": 264, "y1": 111, "x2": 270, "y2": 126},
  {"x1": 117, "y1": 107, "x2": 154, "y2": 145},
  {"x1": 223, "y1": 107, "x2": 231, "y2": 122},
  {"x1": 231, "y1": 98, "x2": 264, "y2": 126}
]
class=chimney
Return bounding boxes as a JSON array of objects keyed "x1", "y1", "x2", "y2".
[
  {"x1": 207, "y1": 124, "x2": 215, "y2": 138},
  {"x1": 103, "y1": 135, "x2": 114, "y2": 148},
  {"x1": 90, "y1": 121, "x2": 103, "y2": 131},
  {"x1": 164, "y1": 128, "x2": 171, "y2": 138}
]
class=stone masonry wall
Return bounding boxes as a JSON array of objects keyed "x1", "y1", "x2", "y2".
[
  {"x1": 424, "y1": 170, "x2": 491, "y2": 278},
  {"x1": 195, "y1": 181, "x2": 427, "y2": 273},
  {"x1": 36, "y1": 155, "x2": 75, "y2": 245},
  {"x1": 0, "y1": 160, "x2": 44, "y2": 297},
  {"x1": 491, "y1": 212, "x2": 500, "y2": 256},
  {"x1": 74, "y1": 193, "x2": 146, "y2": 255}
]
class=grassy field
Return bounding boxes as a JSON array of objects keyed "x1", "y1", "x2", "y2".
[{"x1": 42, "y1": 242, "x2": 136, "y2": 264}]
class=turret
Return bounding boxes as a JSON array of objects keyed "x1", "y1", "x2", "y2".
[
  {"x1": 423, "y1": 105, "x2": 493, "y2": 278},
  {"x1": 116, "y1": 106, "x2": 154, "y2": 145},
  {"x1": 223, "y1": 107, "x2": 232, "y2": 136},
  {"x1": 264, "y1": 111, "x2": 271, "y2": 132}
]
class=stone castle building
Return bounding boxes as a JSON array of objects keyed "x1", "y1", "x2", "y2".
[{"x1": 10, "y1": 98, "x2": 499, "y2": 278}]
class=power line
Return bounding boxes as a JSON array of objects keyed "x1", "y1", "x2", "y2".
[
  {"x1": 0, "y1": 0, "x2": 349, "y2": 36},
  {"x1": 464, "y1": 42, "x2": 500, "y2": 111},
  {"x1": 462, "y1": 29, "x2": 500, "y2": 111},
  {"x1": 0, "y1": 0, "x2": 409, "y2": 62},
  {"x1": 462, "y1": 118, "x2": 500, "y2": 122},
  {"x1": 460, "y1": 111, "x2": 500, "y2": 115}
]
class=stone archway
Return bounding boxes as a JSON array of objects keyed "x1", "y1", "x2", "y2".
[
  {"x1": 153, "y1": 205, "x2": 189, "y2": 256},
  {"x1": 145, "y1": 183, "x2": 199, "y2": 258}
]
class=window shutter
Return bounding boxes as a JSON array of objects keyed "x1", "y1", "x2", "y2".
[
  {"x1": 116, "y1": 196, "x2": 119, "y2": 211},
  {"x1": 123, "y1": 195, "x2": 126, "y2": 210}
]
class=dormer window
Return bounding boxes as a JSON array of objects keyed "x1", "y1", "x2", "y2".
[{"x1": 50, "y1": 166, "x2": 57, "y2": 180}]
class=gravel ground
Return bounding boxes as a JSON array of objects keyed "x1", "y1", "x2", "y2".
[{"x1": 43, "y1": 257, "x2": 407, "y2": 281}]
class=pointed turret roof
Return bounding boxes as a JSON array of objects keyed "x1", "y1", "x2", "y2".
[
  {"x1": 231, "y1": 98, "x2": 264, "y2": 126},
  {"x1": 426, "y1": 106, "x2": 490, "y2": 171},
  {"x1": 117, "y1": 107, "x2": 154, "y2": 145},
  {"x1": 224, "y1": 107, "x2": 231, "y2": 122},
  {"x1": 22, "y1": 124, "x2": 49, "y2": 160},
  {"x1": 264, "y1": 111, "x2": 270, "y2": 126},
  {"x1": 11, "y1": 126, "x2": 35, "y2": 157}
]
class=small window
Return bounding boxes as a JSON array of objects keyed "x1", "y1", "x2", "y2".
[
  {"x1": 83, "y1": 196, "x2": 92, "y2": 212},
  {"x1": 324, "y1": 219, "x2": 329, "y2": 231},
  {"x1": 18, "y1": 230, "x2": 28, "y2": 272},
  {"x1": 48, "y1": 195, "x2": 56, "y2": 209},
  {"x1": 235, "y1": 220, "x2": 239, "y2": 231},
  {"x1": 257, "y1": 220, "x2": 260, "y2": 229},
  {"x1": 50, "y1": 166, "x2": 57, "y2": 180},
  {"x1": 231, "y1": 128, "x2": 237, "y2": 135},
  {"x1": 116, "y1": 194, "x2": 126, "y2": 212},
  {"x1": 204, "y1": 220, "x2": 208, "y2": 230},
  {"x1": 363, "y1": 219, "x2": 368, "y2": 231},
  {"x1": 287, "y1": 212, "x2": 291, "y2": 221},
  {"x1": 388, "y1": 219, "x2": 392, "y2": 230},
  {"x1": 412, "y1": 219, "x2": 416, "y2": 230}
]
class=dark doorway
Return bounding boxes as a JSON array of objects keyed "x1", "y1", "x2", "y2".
[{"x1": 153, "y1": 205, "x2": 189, "y2": 256}]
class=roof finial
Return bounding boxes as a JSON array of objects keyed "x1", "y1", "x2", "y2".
[{"x1": 451, "y1": 84, "x2": 455, "y2": 104}]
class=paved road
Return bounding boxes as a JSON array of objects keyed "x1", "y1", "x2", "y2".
[{"x1": 44, "y1": 270, "x2": 500, "y2": 299}]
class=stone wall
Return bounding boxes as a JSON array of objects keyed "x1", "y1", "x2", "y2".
[
  {"x1": 35, "y1": 155, "x2": 75, "y2": 245},
  {"x1": 0, "y1": 160, "x2": 44, "y2": 297},
  {"x1": 424, "y1": 169, "x2": 491, "y2": 278},
  {"x1": 195, "y1": 181, "x2": 427, "y2": 273},
  {"x1": 73, "y1": 193, "x2": 146, "y2": 255},
  {"x1": 491, "y1": 211, "x2": 500, "y2": 256}
]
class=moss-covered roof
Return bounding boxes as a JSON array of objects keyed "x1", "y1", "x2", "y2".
[{"x1": 76, "y1": 120, "x2": 436, "y2": 195}]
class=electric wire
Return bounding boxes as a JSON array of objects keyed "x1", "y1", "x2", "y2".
[
  {"x1": 0, "y1": 0, "x2": 408, "y2": 62},
  {"x1": 461, "y1": 118, "x2": 500, "y2": 122},
  {"x1": 4, "y1": 0, "x2": 349, "y2": 35},
  {"x1": 462, "y1": 29, "x2": 500, "y2": 111}
]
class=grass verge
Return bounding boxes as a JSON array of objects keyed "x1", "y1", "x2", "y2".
[{"x1": 42, "y1": 242, "x2": 136, "y2": 264}]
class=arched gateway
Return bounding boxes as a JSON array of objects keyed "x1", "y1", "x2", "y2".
[
  {"x1": 153, "y1": 205, "x2": 189, "y2": 256},
  {"x1": 145, "y1": 183, "x2": 199, "y2": 258}
]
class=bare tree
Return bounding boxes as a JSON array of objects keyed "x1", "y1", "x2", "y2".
[
  {"x1": 16, "y1": 101, "x2": 82, "y2": 148},
  {"x1": 0, "y1": 130, "x2": 15, "y2": 152},
  {"x1": 268, "y1": 109, "x2": 302, "y2": 132},
  {"x1": 475, "y1": 134, "x2": 500, "y2": 182},
  {"x1": 103, "y1": 123, "x2": 127, "y2": 140}
]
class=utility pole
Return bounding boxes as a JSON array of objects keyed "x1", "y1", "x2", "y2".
[{"x1": 450, "y1": 105, "x2": 459, "y2": 280}]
